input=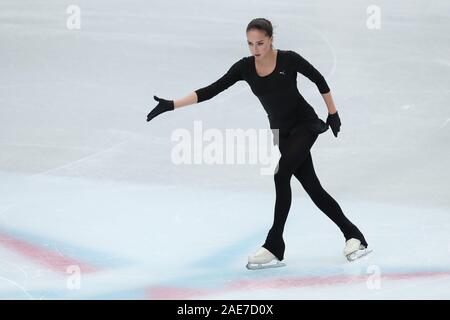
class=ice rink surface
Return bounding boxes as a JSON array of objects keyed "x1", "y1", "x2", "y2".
[{"x1": 0, "y1": 0, "x2": 449, "y2": 299}]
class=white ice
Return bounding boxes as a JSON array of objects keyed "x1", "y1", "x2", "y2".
[{"x1": 0, "y1": 0, "x2": 449, "y2": 299}]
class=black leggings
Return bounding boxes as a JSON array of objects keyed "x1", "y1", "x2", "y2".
[{"x1": 262, "y1": 123, "x2": 367, "y2": 261}]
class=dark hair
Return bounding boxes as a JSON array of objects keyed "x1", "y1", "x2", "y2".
[
  {"x1": 246, "y1": 18, "x2": 274, "y2": 48},
  {"x1": 246, "y1": 18, "x2": 273, "y2": 37}
]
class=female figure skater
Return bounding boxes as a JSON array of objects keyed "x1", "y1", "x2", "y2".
[{"x1": 147, "y1": 18, "x2": 370, "y2": 269}]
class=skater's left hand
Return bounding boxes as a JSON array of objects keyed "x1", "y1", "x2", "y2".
[{"x1": 326, "y1": 111, "x2": 341, "y2": 138}]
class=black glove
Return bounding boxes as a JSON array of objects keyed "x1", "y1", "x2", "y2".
[
  {"x1": 326, "y1": 111, "x2": 341, "y2": 137},
  {"x1": 146, "y1": 95, "x2": 174, "y2": 122}
]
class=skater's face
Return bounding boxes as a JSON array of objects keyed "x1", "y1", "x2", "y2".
[{"x1": 246, "y1": 29, "x2": 273, "y2": 59}]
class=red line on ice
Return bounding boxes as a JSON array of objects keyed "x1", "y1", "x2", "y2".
[
  {"x1": 0, "y1": 231, "x2": 99, "y2": 274},
  {"x1": 146, "y1": 271, "x2": 450, "y2": 299}
]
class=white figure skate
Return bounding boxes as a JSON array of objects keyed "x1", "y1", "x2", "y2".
[
  {"x1": 246, "y1": 247, "x2": 286, "y2": 270},
  {"x1": 344, "y1": 238, "x2": 372, "y2": 261}
]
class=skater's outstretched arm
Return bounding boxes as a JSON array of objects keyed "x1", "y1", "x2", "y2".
[
  {"x1": 147, "y1": 92, "x2": 197, "y2": 121},
  {"x1": 174, "y1": 92, "x2": 198, "y2": 109},
  {"x1": 194, "y1": 58, "x2": 244, "y2": 102},
  {"x1": 146, "y1": 92, "x2": 198, "y2": 122},
  {"x1": 147, "y1": 58, "x2": 244, "y2": 122}
]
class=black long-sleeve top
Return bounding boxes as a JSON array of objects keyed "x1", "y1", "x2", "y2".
[{"x1": 195, "y1": 49, "x2": 330, "y2": 130}]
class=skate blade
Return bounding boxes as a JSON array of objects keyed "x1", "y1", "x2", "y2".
[
  {"x1": 346, "y1": 248, "x2": 373, "y2": 262},
  {"x1": 246, "y1": 260, "x2": 286, "y2": 270}
]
